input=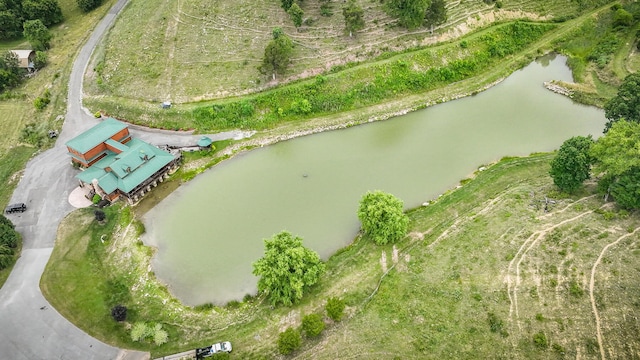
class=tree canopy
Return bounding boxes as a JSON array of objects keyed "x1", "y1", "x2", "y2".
[
  {"x1": 0, "y1": 51, "x2": 23, "y2": 93},
  {"x1": 252, "y1": 231, "x2": 325, "y2": 306},
  {"x1": 549, "y1": 136, "x2": 594, "y2": 193},
  {"x1": 0, "y1": 0, "x2": 62, "y2": 39},
  {"x1": 603, "y1": 72, "x2": 640, "y2": 132},
  {"x1": 258, "y1": 28, "x2": 294, "y2": 79},
  {"x1": 343, "y1": 0, "x2": 365, "y2": 37},
  {"x1": 425, "y1": 0, "x2": 447, "y2": 27},
  {"x1": 23, "y1": 19, "x2": 51, "y2": 50},
  {"x1": 386, "y1": 0, "x2": 430, "y2": 29},
  {"x1": 0, "y1": 215, "x2": 19, "y2": 270},
  {"x1": 590, "y1": 119, "x2": 640, "y2": 177},
  {"x1": 288, "y1": 2, "x2": 303, "y2": 27},
  {"x1": 591, "y1": 120, "x2": 640, "y2": 209},
  {"x1": 77, "y1": 0, "x2": 103, "y2": 12},
  {"x1": 357, "y1": 190, "x2": 409, "y2": 245},
  {"x1": 22, "y1": 0, "x2": 62, "y2": 26}
]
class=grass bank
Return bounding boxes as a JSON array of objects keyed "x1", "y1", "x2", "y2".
[{"x1": 42, "y1": 153, "x2": 640, "y2": 358}]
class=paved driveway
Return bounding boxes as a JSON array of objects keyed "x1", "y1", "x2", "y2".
[{"x1": 0, "y1": 0, "x2": 249, "y2": 358}]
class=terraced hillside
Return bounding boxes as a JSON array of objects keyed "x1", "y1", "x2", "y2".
[{"x1": 86, "y1": 0, "x2": 608, "y2": 103}]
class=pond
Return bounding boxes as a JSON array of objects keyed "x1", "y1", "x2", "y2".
[{"x1": 142, "y1": 54, "x2": 606, "y2": 306}]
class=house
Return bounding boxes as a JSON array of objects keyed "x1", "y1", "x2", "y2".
[
  {"x1": 66, "y1": 118, "x2": 181, "y2": 203},
  {"x1": 10, "y1": 50, "x2": 36, "y2": 71}
]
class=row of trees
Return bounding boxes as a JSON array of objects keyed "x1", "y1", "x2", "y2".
[
  {"x1": 550, "y1": 73, "x2": 640, "y2": 209},
  {"x1": 252, "y1": 190, "x2": 408, "y2": 306}
]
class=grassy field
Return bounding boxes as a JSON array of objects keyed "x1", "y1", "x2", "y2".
[
  {"x1": 41, "y1": 154, "x2": 640, "y2": 359},
  {"x1": 86, "y1": 0, "x2": 611, "y2": 103}
]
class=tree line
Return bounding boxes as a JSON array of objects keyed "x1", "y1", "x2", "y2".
[{"x1": 550, "y1": 73, "x2": 640, "y2": 210}]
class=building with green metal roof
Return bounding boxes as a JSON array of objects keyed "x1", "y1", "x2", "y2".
[{"x1": 67, "y1": 119, "x2": 181, "y2": 203}]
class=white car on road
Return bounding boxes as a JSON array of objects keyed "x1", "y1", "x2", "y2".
[{"x1": 195, "y1": 341, "x2": 232, "y2": 358}]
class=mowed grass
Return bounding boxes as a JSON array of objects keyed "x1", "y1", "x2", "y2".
[
  {"x1": 41, "y1": 154, "x2": 640, "y2": 358},
  {"x1": 88, "y1": 0, "x2": 599, "y2": 104}
]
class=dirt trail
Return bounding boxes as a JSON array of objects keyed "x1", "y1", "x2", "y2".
[
  {"x1": 589, "y1": 226, "x2": 640, "y2": 360},
  {"x1": 506, "y1": 199, "x2": 598, "y2": 321}
]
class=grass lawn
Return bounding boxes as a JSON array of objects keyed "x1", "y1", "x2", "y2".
[{"x1": 41, "y1": 154, "x2": 640, "y2": 358}]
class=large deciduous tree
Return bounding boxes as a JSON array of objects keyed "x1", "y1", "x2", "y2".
[
  {"x1": 0, "y1": 50, "x2": 23, "y2": 92},
  {"x1": 549, "y1": 135, "x2": 594, "y2": 193},
  {"x1": 342, "y1": 0, "x2": 364, "y2": 37},
  {"x1": 252, "y1": 231, "x2": 325, "y2": 306},
  {"x1": 22, "y1": 0, "x2": 62, "y2": 26},
  {"x1": 259, "y1": 28, "x2": 293, "y2": 80},
  {"x1": 0, "y1": 215, "x2": 19, "y2": 270},
  {"x1": 603, "y1": 73, "x2": 640, "y2": 132},
  {"x1": 386, "y1": 0, "x2": 430, "y2": 29},
  {"x1": 357, "y1": 190, "x2": 409, "y2": 245},
  {"x1": 591, "y1": 120, "x2": 640, "y2": 209},
  {"x1": 0, "y1": 10, "x2": 23, "y2": 39},
  {"x1": 23, "y1": 19, "x2": 51, "y2": 50},
  {"x1": 424, "y1": 0, "x2": 447, "y2": 28},
  {"x1": 590, "y1": 119, "x2": 640, "y2": 178}
]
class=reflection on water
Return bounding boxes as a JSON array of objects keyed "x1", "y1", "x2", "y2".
[{"x1": 143, "y1": 55, "x2": 606, "y2": 305}]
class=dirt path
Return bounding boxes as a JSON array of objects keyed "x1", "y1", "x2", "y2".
[
  {"x1": 588, "y1": 226, "x2": 640, "y2": 360},
  {"x1": 506, "y1": 200, "x2": 597, "y2": 322}
]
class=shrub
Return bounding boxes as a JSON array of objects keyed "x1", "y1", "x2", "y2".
[
  {"x1": 92, "y1": 194, "x2": 101, "y2": 204},
  {"x1": 33, "y1": 96, "x2": 50, "y2": 110},
  {"x1": 110, "y1": 305, "x2": 127, "y2": 322},
  {"x1": 34, "y1": 51, "x2": 47, "y2": 69},
  {"x1": 130, "y1": 322, "x2": 148, "y2": 342},
  {"x1": 152, "y1": 323, "x2": 169, "y2": 346},
  {"x1": 77, "y1": 0, "x2": 103, "y2": 12},
  {"x1": 301, "y1": 313, "x2": 325, "y2": 338},
  {"x1": 94, "y1": 210, "x2": 105, "y2": 222},
  {"x1": 533, "y1": 331, "x2": 548, "y2": 349},
  {"x1": 326, "y1": 297, "x2": 345, "y2": 321},
  {"x1": 277, "y1": 327, "x2": 301, "y2": 355}
]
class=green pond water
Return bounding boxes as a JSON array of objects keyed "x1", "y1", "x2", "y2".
[{"x1": 143, "y1": 54, "x2": 607, "y2": 305}]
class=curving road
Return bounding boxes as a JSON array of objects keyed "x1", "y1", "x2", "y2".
[{"x1": 0, "y1": 0, "x2": 249, "y2": 358}]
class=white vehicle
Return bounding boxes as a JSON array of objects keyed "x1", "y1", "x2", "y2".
[{"x1": 195, "y1": 341, "x2": 232, "y2": 358}]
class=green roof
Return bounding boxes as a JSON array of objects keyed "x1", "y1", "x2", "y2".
[
  {"x1": 197, "y1": 136, "x2": 213, "y2": 147},
  {"x1": 77, "y1": 138, "x2": 175, "y2": 194},
  {"x1": 65, "y1": 118, "x2": 128, "y2": 154}
]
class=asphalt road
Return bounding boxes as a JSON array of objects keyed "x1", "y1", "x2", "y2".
[{"x1": 0, "y1": 0, "x2": 248, "y2": 358}]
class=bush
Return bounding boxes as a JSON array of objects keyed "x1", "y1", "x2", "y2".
[
  {"x1": 301, "y1": 313, "x2": 325, "y2": 338},
  {"x1": 33, "y1": 51, "x2": 47, "y2": 69},
  {"x1": 92, "y1": 194, "x2": 101, "y2": 204},
  {"x1": 110, "y1": 305, "x2": 127, "y2": 322},
  {"x1": 326, "y1": 297, "x2": 345, "y2": 321},
  {"x1": 33, "y1": 96, "x2": 50, "y2": 110},
  {"x1": 94, "y1": 210, "x2": 105, "y2": 222},
  {"x1": 533, "y1": 331, "x2": 548, "y2": 349},
  {"x1": 77, "y1": 0, "x2": 103, "y2": 12},
  {"x1": 130, "y1": 322, "x2": 149, "y2": 342},
  {"x1": 277, "y1": 327, "x2": 301, "y2": 355}
]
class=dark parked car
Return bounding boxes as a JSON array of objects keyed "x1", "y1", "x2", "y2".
[{"x1": 5, "y1": 203, "x2": 26, "y2": 214}]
